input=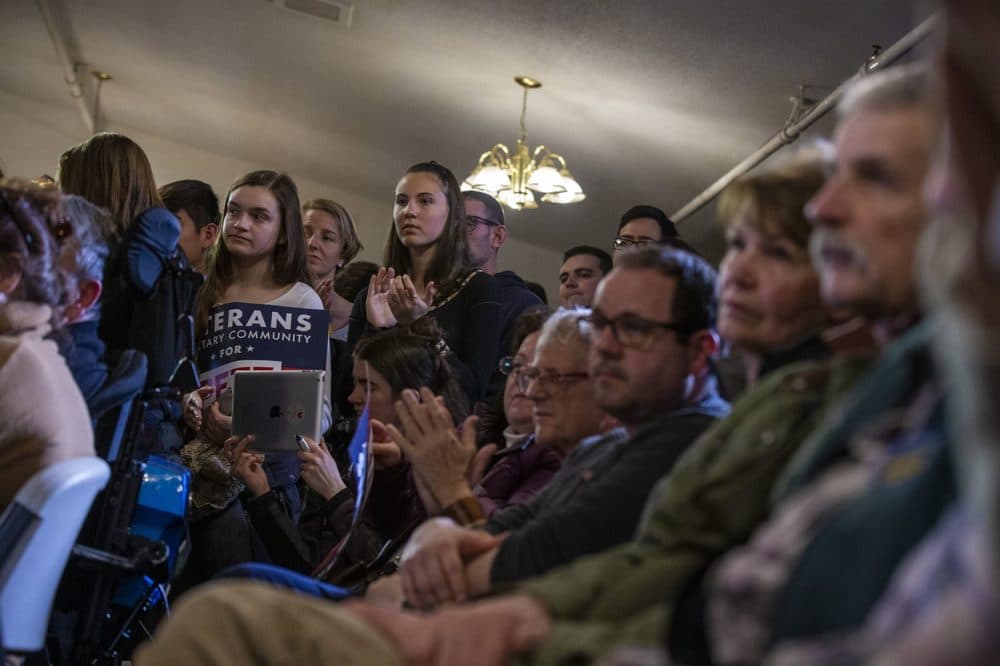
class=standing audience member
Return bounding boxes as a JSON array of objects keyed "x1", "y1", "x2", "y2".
[
  {"x1": 462, "y1": 190, "x2": 542, "y2": 359},
  {"x1": 58, "y1": 133, "x2": 201, "y2": 456},
  {"x1": 302, "y1": 199, "x2": 365, "y2": 422},
  {"x1": 558, "y1": 244, "x2": 611, "y2": 308},
  {"x1": 612, "y1": 205, "x2": 677, "y2": 255},
  {"x1": 0, "y1": 179, "x2": 93, "y2": 509},
  {"x1": 159, "y1": 179, "x2": 220, "y2": 276},
  {"x1": 349, "y1": 161, "x2": 502, "y2": 403},
  {"x1": 178, "y1": 170, "x2": 326, "y2": 582},
  {"x1": 302, "y1": 198, "x2": 363, "y2": 340}
]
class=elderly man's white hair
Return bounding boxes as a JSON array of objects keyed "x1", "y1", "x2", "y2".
[{"x1": 536, "y1": 307, "x2": 591, "y2": 367}]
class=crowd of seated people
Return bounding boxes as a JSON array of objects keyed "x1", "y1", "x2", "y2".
[{"x1": 3, "y1": 5, "x2": 999, "y2": 663}]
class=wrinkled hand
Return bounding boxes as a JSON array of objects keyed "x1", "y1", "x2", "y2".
[
  {"x1": 203, "y1": 400, "x2": 232, "y2": 445},
  {"x1": 226, "y1": 435, "x2": 269, "y2": 497},
  {"x1": 366, "y1": 267, "x2": 398, "y2": 329},
  {"x1": 398, "y1": 517, "x2": 503, "y2": 608},
  {"x1": 387, "y1": 274, "x2": 436, "y2": 327},
  {"x1": 183, "y1": 385, "x2": 214, "y2": 431},
  {"x1": 370, "y1": 419, "x2": 403, "y2": 470},
  {"x1": 386, "y1": 388, "x2": 478, "y2": 510},
  {"x1": 297, "y1": 435, "x2": 347, "y2": 501},
  {"x1": 347, "y1": 594, "x2": 551, "y2": 666}
]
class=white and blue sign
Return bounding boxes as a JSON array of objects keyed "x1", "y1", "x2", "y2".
[{"x1": 197, "y1": 302, "x2": 329, "y2": 391}]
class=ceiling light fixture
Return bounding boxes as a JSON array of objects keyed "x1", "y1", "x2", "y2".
[{"x1": 461, "y1": 76, "x2": 585, "y2": 211}]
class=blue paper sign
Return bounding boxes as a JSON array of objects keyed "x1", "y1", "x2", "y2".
[
  {"x1": 349, "y1": 405, "x2": 372, "y2": 519},
  {"x1": 196, "y1": 302, "x2": 329, "y2": 391}
]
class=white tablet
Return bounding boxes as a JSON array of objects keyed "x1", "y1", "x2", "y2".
[{"x1": 231, "y1": 370, "x2": 325, "y2": 451}]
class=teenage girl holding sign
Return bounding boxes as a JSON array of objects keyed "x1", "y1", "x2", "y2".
[{"x1": 179, "y1": 170, "x2": 329, "y2": 581}]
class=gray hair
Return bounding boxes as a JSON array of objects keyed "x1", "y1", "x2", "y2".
[
  {"x1": 60, "y1": 194, "x2": 110, "y2": 284},
  {"x1": 839, "y1": 64, "x2": 931, "y2": 118},
  {"x1": 536, "y1": 306, "x2": 591, "y2": 366}
]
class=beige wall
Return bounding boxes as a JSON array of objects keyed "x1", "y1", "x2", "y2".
[{"x1": 0, "y1": 90, "x2": 563, "y2": 302}]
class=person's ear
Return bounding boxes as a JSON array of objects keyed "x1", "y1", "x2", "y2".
[
  {"x1": 491, "y1": 225, "x2": 508, "y2": 251},
  {"x1": 62, "y1": 279, "x2": 102, "y2": 324},
  {"x1": 200, "y1": 223, "x2": 219, "y2": 249},
  {"x1": 77, "y1": 279, "x2": 102, "y2": 310},
  {"x1": 685, "y1": 329, "x2": 719, "y2": 376}
]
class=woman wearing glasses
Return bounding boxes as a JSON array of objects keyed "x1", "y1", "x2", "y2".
[{"x1": 348, "y1": 161, "x2": 502, "y2": 404}]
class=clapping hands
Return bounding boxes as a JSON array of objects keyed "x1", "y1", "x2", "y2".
[
  {"x1": 366, "y1": 268, "x2": 437, "y2": 329},
  {"x1": 384, "y1": 387, "x2": 478, "y2": 513}
]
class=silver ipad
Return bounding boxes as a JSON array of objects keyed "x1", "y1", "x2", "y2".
[{"x1": 231, "y1": 370, "x2": 325, "y2": 451}]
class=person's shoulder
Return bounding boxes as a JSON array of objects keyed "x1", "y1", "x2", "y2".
[
  {"x1": 439, "y1": 270, "x2": 499, "y2": 306},
  {"x1": 277, "y1": 282, "x2": 323, "y2": 309},
  {"x1": 493, "y1": 270, "x2": 523, "y2": 287},
  {"x1": 569, "y1": 428, "x2": 628, "y2": 460},
  {"x1": 467, "y1": 270, "x2": 498, "y2": 287},
  {"x1": 753, "y1": 354, "x2": 874, "y2": 400},
  {"x1": 495, "y1": 271, "x2": 542, "y2": 303},
  {"x1": 134, "y1": 207, "x2": 181, "y2": 241},
  {"x1": 466, "y1": 270, "x2": 500, "y2": 298},
  {"x1": 1, "y1": 333, "x2": 72, "y2": 389}
]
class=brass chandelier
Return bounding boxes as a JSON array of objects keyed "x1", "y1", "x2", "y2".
[{"x1": 461, "y1": 76, "x2": 585, "y2": 211}]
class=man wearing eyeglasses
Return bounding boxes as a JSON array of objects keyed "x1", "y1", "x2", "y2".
[
  {"x1": 611, "y1": 205, "x2": 679, "y2": 263},
  {"x1": 463, "y1": 191, "x2": 542, "y2": 373}
]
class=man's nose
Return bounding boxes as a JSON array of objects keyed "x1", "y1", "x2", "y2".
[{"x1": 806, "y1": 178, "x2": 847, "y2": 229}]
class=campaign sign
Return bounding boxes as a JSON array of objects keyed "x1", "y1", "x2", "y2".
[
  {"x1": 197, "y1": 302, "x2": 329, "y2": 391},
  {"x1": 312, "y1": 403, "x2": 374, "y2": 581},
  {"x1": 349, "y1": 405, "x2": 373, "y2": 521}
]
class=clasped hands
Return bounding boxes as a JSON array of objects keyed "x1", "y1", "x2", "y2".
[{"x1": 366, "y1": 267, "x2": 438, "y2": 328}]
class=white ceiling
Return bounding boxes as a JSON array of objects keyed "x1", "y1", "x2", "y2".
[{"x1": 1, "y1": 0, "x2": 923, "y2": 262}]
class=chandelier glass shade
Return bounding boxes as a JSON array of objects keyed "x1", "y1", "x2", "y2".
[{"x1": 462, "y1": 76, "x2": 585, "y2": 211}]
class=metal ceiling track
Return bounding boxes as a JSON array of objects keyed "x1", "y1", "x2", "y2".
[
  {"x1": 36, "y1": 0, "x2": 96, "y2": 134},
  {"x1": 671, "y1": 13, "x2": 940, "y2": 223}
]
